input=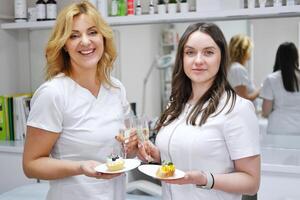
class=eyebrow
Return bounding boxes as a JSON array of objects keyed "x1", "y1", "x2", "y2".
[
  {"x1": 184, "y1": 45, "x2": 217, "y2": 50},
  {"x1": 71, "y1": 26, "x2": 97, "y2": 33}
]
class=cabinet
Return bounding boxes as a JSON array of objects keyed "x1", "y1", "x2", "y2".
[{"x1": 0, "y1": 141, "x2": 35, "y2": 193}]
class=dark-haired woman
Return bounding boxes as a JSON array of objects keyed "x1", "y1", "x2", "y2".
[
  {"x1": 138, "y1": 22, "x2": 260, "y2": 200},
  {"x1": 261, "y1": 42, "x2": 300, "y2": 135}
]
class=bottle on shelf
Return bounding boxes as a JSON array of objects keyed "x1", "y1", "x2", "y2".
[
  {"x1": 36, "y1": 0, "x2": 46, "y2": 21},
  {"x1": 127, "y1": 0, "x2": 134, "y2": 15},
  {"x1": 157, "y1": 0, "x2": 167, "y2": 15},
  {"x1": 286, "y1": 0, "x2": 295, "y2": 6},
  {"x1": 273, "y1": 0, "x2": 282, "y2": 7},
  {"x1": 135, "y1": 0, "x2": 142, "y2": 15},
  {"x1": 118, "y1": 0, "x2": 127, "y2": 16},
  {"x1": 168, "y1": 0, "x2": 178, "y2": 14},
  {"x1": 180, "y1": 0, "x2": 189, "y2": 13},
  {"x1": 149, "y1": 0, "x2": 155, "y2": 15},
  {"x1": 14, "y1": 0, "x2": 27, "y2": 22},
  {"x1": 46, "y1": 0, "x2": 57, "y2": 20},
  {"x1": 111, "y1": 0, "x2": 118, "y2": 16}
]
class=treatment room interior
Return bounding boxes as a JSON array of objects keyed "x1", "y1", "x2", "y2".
[{"x1": 0, "y1": 0, "x2": 300, "y2": 199}]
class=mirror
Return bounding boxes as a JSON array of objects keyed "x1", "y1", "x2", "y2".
[{"x1": 174, "y1": 18, "x2": 300, "y2": 150}]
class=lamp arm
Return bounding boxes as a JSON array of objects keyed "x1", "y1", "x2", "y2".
[{"x1": 142, "y1": 58, "x2": 158, "y2": 115}]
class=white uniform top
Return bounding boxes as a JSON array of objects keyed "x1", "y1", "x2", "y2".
[
  {"x1": 227, "y1": 62, "x2": 257, "y2": 107},
  {"x1": 260, "y1": 71, "x2": 300, "y2": 135},
  {"x1": 156, "y1": 95, "x2": 260, "y2": 200},
  {"x1": 27, "y1": 73, "x2": 130, "y2": 200}
]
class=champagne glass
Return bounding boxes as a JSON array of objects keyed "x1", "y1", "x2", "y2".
[
  {"x1": 119, "y1": 115, "x2": 137, "y2": 159},
  {"x1": 136, "y1": 115, "x2": 153, "y2": 162}
]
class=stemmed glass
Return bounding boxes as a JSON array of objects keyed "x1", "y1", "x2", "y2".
[
  {"x1": 118, "y1": 115, "x2": 137, "y2": 159},
  {"x1": 136, "y1": 115, "x2": 153, "y2": 162}
]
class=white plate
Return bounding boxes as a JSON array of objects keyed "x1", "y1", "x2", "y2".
[
  {"x1": 94, "y1": 159, "x2": 141, "y2": 174},
  {"x1": 138, "y1": 164, "x2": 185, "y2": 180}
]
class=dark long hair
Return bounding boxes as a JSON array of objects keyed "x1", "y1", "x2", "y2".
[
  {"x1": 156, "y1": 23, "x2": 236, "y2": 131},
  {"x1": 273, "y1": 42, "x2": 299, "y2": 92}
]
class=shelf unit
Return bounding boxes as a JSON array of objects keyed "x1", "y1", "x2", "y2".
[{"x1": 1, "y1": 5, "x2": 300, "y2": 30}]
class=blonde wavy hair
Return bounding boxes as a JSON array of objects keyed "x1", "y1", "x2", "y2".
[
  {"x1": 45, "y1": 1, "x2": 117, "y2": 86},
  {"x1": 228, "y1": 34, "x2": 253, "y2": 65}
]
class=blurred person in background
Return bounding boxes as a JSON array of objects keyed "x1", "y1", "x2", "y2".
[
  {"x1": 227, "y1": 34, "x2": 260, "y2": 106},
  {"x1": 261, "y1": 42, "x2": 300, "y2": 135}
]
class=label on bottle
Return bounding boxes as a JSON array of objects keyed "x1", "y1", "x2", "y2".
[
  {"x1": 149, "y1": 6, "x2": 155, "y2": 15},
  {"x1": 136, "y1": 7, "x2": 142, "y2": 15},
  {"x1": 14, "y1": 0, "x2": 27, "y2": 22},
  {"x1": 36, "y1": 3, "x2": 46, "y2": 20},
  {"x1": 46, "y1": 4, "x2": 57, "y2": 20}
]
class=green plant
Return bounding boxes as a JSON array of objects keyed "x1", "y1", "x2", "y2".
[{"x1": 169, "y1": 0, "x2": 177, "y2": 4}]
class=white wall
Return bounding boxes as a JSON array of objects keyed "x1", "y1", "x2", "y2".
[{"x1": 113, "y1": 24, "x2": 163, "y2": 118}]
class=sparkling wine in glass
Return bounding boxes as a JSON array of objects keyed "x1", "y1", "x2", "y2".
[{"x1": 137, "y1": 115, "x2": 153, "y2": 162}]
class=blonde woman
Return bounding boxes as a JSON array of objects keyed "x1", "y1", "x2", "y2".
[
  {"x1": 23, "y1": 1, "x2": 135, "y2": 199},
  {"x1": 227, "y1": 34, "x2": 260, "y2": 102}
]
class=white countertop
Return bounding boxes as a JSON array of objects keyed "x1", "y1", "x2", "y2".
[{"x1": 0, "y1": 141, "x2": 24, "y2": 153}]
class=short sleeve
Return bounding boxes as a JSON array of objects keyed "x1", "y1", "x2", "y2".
[
  {"x1": 112, "y1": 77, "x2": 130, "y2": 116},
  {"x1": 260, "y1": 77, "x2": 273, "y2": 100},
  {"x1": 27, "y1": 83, "x2": 64, "y2": 133},
  {"x1": 223, "y1": 99, "x2": 260, "y2": 160},
  {"x1": 228, "y1": 66, "x2": 249, "y2": 88}
]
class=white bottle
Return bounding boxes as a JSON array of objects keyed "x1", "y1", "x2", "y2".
[
  {"x1": 97, "y1": 0, "x2": 108, "y2": 17},
  {"x1": 36, "y1": 0, "x2": 46, "y2": 21},
  {"x1": 46, "y1": 0, "x2": 57, "y2": 20},
  {"x1": 135, "y1": 0, "x2": 142, "y2": 15},
  {"x1": 149, "y1": 0, "x2": 155, "y2": 15},
  {"x1": 14, "y1": 0, "x2": 27, "y2": 22},
  {"x1": 286, "y1": 0, "x2": 295, "y2": 6},
  {"x1": 273, "y1": 0, "x2": 282, "y2": 7}
]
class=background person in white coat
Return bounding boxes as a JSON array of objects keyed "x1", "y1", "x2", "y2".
[
  {"x1": 138, "y1": 22, "x2": 261, "y2": 200},
  {"x1": 261, "y1": 42, "x2": 300, "y2": 135},
  {"x1": 22, "y1": 2, "x2": 136, "y2": 200},
  {"x1": 227, "y1": 34, "x2": 260, "y2": 104}
]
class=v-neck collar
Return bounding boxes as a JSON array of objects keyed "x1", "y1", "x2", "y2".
[{"x1": 65, "y1": 75, "x2": 106, "y2": 100}]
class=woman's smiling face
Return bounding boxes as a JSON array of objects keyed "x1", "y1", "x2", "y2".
[
  {"x1": 64, "y1": 14, "x2": 104, "y2": 72},
  {"x1": 183, "y1": 31, "x2": 221, "y2": 90}
]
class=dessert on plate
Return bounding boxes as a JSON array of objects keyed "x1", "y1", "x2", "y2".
[
  {"x1": 106, "y1": 154, "x2": 125, "y2": 171},
  {"x1": 156, "y1": 160, "x2": 176, "y2": 178}
]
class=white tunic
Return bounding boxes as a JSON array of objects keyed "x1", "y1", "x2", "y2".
[
  {"x1": 260, "y1": 71, "x2": 300, "y2": 135},
  {"x1": 156, "y1": 95, "x2": 260, "y2": 200},
  {"x1": 227, "y1": 62, "x2": 256, "y2": 93},
  {"x1": 27, "y1": 74, "x2": 130, "y2": 200},
  {"x1": 227, "y1": 62, "x2": 257, "y2": 107}
]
